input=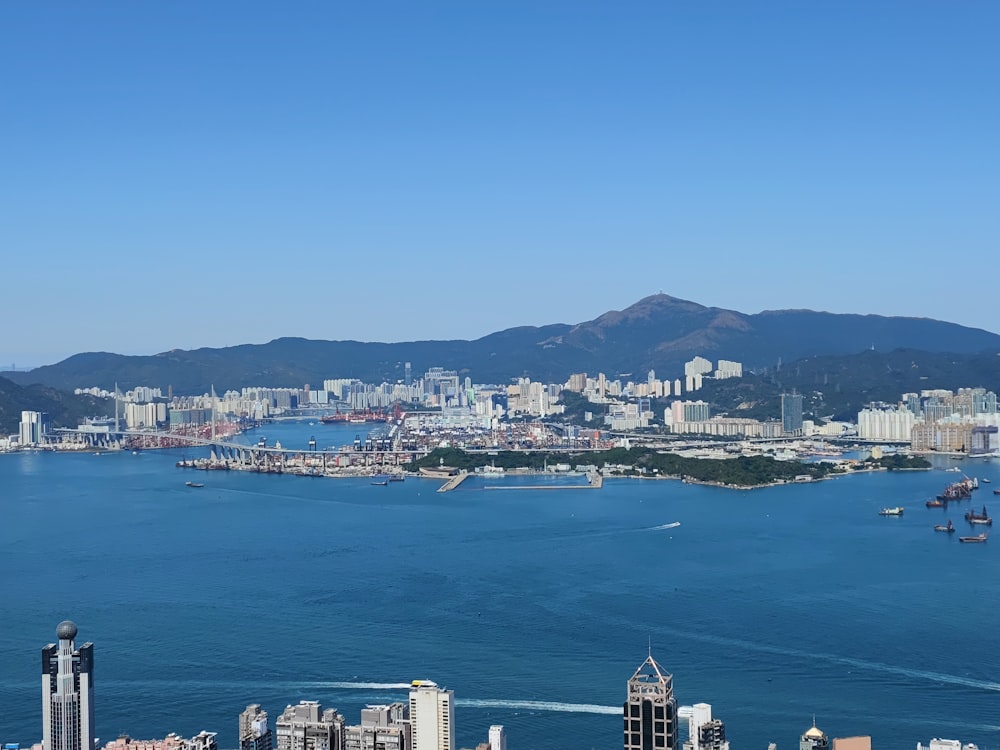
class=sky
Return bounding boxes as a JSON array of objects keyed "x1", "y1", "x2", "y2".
[{"x1": 2, "y1": 1, "x2": 998, "y2": 367}]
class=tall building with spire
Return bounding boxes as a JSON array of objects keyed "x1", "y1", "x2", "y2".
[
  {"x1": 800, "y1": 720, "x2": 829, "y2": 750},
  {"x1": 42, "y1": 620, "x2": 95, "y2": 750},
  {"x1": 623, "y1": 654, "x2": 678, "y2": 750}
]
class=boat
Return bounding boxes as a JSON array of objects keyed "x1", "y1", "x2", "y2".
[
  {"x1": 946, "y1": 467, "x2": 962, "y2": 472},
  {"x1": 965, "y1": 505, "x2": 992, "y2": 525},
  {"x1": 959, "y1": 533, "x2": 988, "y2": 543},
  {"x1": 389, "y1": 475, "x2": 405, "y2": 482},
  {"x1": 878, "y1": 507, "x2": 904, "y2": 516},
  {"x1": 185, "y1": 481, "x2": 205, "y2": 488},
  {"x1": 994, "y1": 488, "x2": 1000, "y2": 495},
  {"x1": 370, "y1": 476, "x2": 388, "y2": 486},
  {"x1": 936, "y1": 479, "x2": 974, "y2": 501},
  {"x1": 925, "y1": 498, "x2": 945, "y2": 508},
  {"x1": 934, "y1": 520, "x2": 955, "y2": 533},
  {"x1": 983, "y1": 478, "x2": 991, "y2": 484}
]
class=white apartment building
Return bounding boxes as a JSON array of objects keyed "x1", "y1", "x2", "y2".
[
  {"x1": 408, "y1": 681, "x2": 454, "y2": 750},
  {"x1": 857, "y1": 406, "x2": 917, "y2": 441}
]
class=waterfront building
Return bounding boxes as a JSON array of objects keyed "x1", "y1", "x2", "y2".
[
  {"x1": 240, "y1": 705, "x2": 273, "y2": 750},
  {"x1": 20, "y1": 410, "x2": 49, "y2": 446},
  {"x1": 910, "y1": 423, "x2": 973, "y2": 452},
  {"x1": 857, "y1": 406, "x2": 916, "y2": 441},
  {"x1": 623, "y1": 655, "x2": 678, "y2": 750},
  {"x1": 487, "y1": 726, "x2": 505, "y2": 750},
  {"x1": 917, "y1": 739, "x2": 980, "y2": 750},
  {"x1": 682, "y1": 704, "x2": 728, "y2": 750},
  {"x1": 409, "y1": 681, "x2": 454, "y2": 750},
  {"x1": 186, "y1": 733, "x2": 217, "y2": 750},
  {"x1": 42, "y1": 621, "x2": 94, "y2": 750},
  {"x1": 344, "y1": 703, "x2": 409, "y2": 750},
  {"x1": 781, "y1": 393, "x2": 804, "y2": 436},
  {"x1": 831, "y1": 738, "x2": 870, "y2": 750},
  {"x1": 276, "y1": 702, "x2": 345, "y2": 750},
  {"x1": 799, "y1": 721, "x2": 828, "y2": 750},
  {"x1": 104, "y1": 733, "x2": 218, "y2": 750}
]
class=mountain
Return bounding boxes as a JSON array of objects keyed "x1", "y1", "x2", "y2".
[
  {"x1": 4, "y1": 295, "x2": 1000, "y2": 393},
  {"x1": 0, "y1": 375, "x2": 111, "y2": 434}
]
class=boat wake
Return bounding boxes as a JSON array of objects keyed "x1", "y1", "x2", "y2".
[
  {"x1": 303, "y1": 681, "x2": 414, "y2": 690},
  {"x1": 649, "y1": 627, "x2": 1000, "y2": 694},
  {"x1": 296, "y1": 684, "x2": 621, "y2": 715},
  {"x1": 457, "y1": 699, "x2": 620, "y2": 715},
  {"x1": 650, "y1": 522, "x2": 681, "y2": 530}
]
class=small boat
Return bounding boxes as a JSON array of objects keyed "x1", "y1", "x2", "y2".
[
  {"x1": 983, "y1": 478, "x2": 992, "y2": 484},
  {"x1": 185, "y1": 481, "x2": 205, "y2": 488},
  {"x1": 389, "y1": 475, "x2": 405, "y2": 482},
  {"x1": 878, "y1": 506, "x2": 904, "y2": 516},
  {"x1": 926, "y1": 498, "x2": 946, "y2": 508},
  {"x1": 959, "y1": 533, "x2": 988, "y2": 543},
  {"x1": 934, "y1": 520, "x2": 955, "y2": 533},
  {"x1": 994, "y1": 489, "x2": 1000, "y2": 495},
  {"x1": 370, "y1": 479, "x2": 388, "y2": 486}
]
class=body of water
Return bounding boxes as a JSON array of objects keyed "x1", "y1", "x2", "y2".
[{"x1": 2, "y1": 422, "x2": 998, "y2": 749}]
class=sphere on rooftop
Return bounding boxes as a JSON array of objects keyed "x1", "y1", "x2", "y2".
[{"x1": 56, "y1": 621, "x2": 78, "y2": 641}]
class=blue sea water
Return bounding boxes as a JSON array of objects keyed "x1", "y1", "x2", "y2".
[{"x1": 2, "y1": 421, "x2": 999, "y2": 749}]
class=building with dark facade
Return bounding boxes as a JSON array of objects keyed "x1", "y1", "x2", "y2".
[{"x1": 623, "y1": 655, "x2": 677, "y2": 750}]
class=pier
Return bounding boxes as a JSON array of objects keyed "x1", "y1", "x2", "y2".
[{"x1": 437, "y1": 472, "x2": 471, "y2": 492}]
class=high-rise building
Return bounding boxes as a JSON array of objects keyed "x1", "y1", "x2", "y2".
[
  {"x1": 623, "y1": 655, "x2": 678, "y2": 750},
  {"x1": 782, "y1": 393, "x2": 804, "y2": 435},
  {"x1": 487, "y1": 726, "x2": 506, "y2": 750},
  {"x1": 344, "y1": 703, "x2": 409, "y2": 750},
  {"x1": 42, "y1": 620, "x2": 95, "y2": 750},
  {"x1": 799, "y1": 721, "x2": 828, "y2": 750},
  {"x1": 240, "y1": 705, "x2": 273, "y2": 750},
  {"x1": 682, "y1": 704, "x2": 728, "y2": 750},
  {"x1": 20, "y1": 410, "x2": 49, "y2": 446},
  {"x1": 409, "y1": 681, "x2": 454, "y2": 750},
  {"x1": 276, "y1": 701, "x2": 345, "y2": 750}
]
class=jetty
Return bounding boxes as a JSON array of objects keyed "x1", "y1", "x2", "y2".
[{"x1": 437, "y1": 472, "x2": 472, "y2": 493}]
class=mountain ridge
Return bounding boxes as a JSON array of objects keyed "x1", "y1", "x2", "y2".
[{"x1": 4, "y1": 294, "x2": 999, "y2": 393}]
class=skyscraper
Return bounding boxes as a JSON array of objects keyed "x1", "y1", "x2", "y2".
[
  {"x1": 42, "y1": 620, "x2": 95, "y2": 750},
  {"x1": 624, "y1": 655, "x2": 678, "y2": 750},
  {"x1": 408, "y1": 681, "x2": 454, "y2": 750},
  {"x1": 240, "y1": 705, "x2": 273, "y2": 750},
  {"x1": 781, "y1": 392, "x2": 804, "y2": 435}
]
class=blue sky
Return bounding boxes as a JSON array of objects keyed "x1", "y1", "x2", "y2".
[{"x1": 2, "y1": 1, "x2": 997, "y2": 366}]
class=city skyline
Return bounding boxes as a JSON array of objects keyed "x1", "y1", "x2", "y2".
[{"x1": 2, "y1": 2, "x2": 998, "y2": 364}]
